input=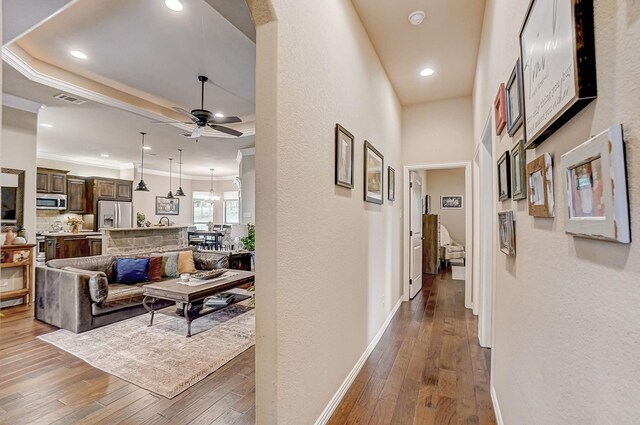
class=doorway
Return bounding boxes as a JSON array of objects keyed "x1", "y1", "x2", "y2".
[{"x1": 402, "y1": 162, "x2": 473, "y2": 307}]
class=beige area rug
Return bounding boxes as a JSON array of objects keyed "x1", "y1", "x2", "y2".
[{"x1": 38, "y1": 292, "x2": 254, "y2": 399}]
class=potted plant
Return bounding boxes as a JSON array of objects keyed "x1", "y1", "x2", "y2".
[
  {"x1": 240, "y1": 224, "x2": 255, "y2": 251},
  {"x1": 136, "y1": 212, "x2": 146, "y2": 228}
]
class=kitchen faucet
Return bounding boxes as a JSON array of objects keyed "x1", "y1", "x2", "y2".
[{"x1": 158, "y1": 216, "x2": 170, "y2": 226}]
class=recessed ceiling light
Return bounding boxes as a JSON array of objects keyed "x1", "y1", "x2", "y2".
[
  {"x1": 40, "y1": 123, "x2": 53, "y2": 128},
  {"x1": 420, "y1": 68, "x2": 435, "y2": 77},
  {"x1": 143, "y1": 146, "x2": 152, "y2": 150},
  {"x1": 408, "y1": 11, "x2": 426, "y2": 26},
  {"x1": 214, "y1": 113, "x2": 224, "y2": 118},
  {"x1": 69, "y1": 50, "x2": 88, "y2": 59},
  {"x1": 165, "y1": 0, "x2": 183, "y2": 12},
  {"x1": 100, "y1": 154, "x2": 109, "y2": 158}
]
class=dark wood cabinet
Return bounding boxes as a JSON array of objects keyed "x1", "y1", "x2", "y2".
[
  {"x1": 67, "y1": 177, "x2": 87, "y2": 213},
  {"x1": 116, "y1": 182, "x2": 132, "y2": 201},
  {"x1": 85, "y1": 178, "x2": 133, "y2": 219},
  {"x1": 37, "y1": 168, "x2": 68, "y2": 194},
  {"x1": 422, "y1": 214, "x2": 440, "y2": 275},
  {"x1": 96, "y1": 180, "x2": 116, "y2": 199},
  {"x1": 229, "y1": 252, "x2": 252, "y2": 271},
  {"x1": 59, "y1": 236, "x2": 90, "y2": 259},
  {"x1": 89, "y1": 238, "x2": 102, "y2": 256}
]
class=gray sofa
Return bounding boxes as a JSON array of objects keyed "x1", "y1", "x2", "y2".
[{"x1": 35, "y1": 248, "x2": 230, "y2": 333}]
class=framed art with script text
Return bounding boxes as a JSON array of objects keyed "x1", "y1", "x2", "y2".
[{"x1": 520, "y1": 0, "x2": 597, "y2": 149}]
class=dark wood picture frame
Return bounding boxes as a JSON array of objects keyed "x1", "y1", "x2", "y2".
[
  {"x1": 520, "y1": 0, "x2": 597, "y2": 149},
  {"x1": 494, "y1": 83, "x2": 507, "y2": 135},
  {"x1": 526, "y1": 153, "x2": 555, "y2": 217},
  {"x1": 510, "y1": 140, "x2": 527, "y2": 201},
  {"x1": 155, "y1": 196, "x2": 180, "y2": 215},
  {"x1": 497, "y1": 151, "x2": 511, "y2": 201},
  {"x1": 335, "y1": 124, "x2": 355, "y2": 188},
  {"x1": 364, "y1": 141, "x2": 384, "y2": 205},
  {"x1": 1, "y1": 168, "x2": 25, "y2": 232},
  {"x1": 506, "y1": 59, "x2": 524, "y2": 136},
  {"x1": 388, "y1": 166, "x2": 395, "y2": 202}
]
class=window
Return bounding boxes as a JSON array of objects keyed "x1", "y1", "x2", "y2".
[
  {"x1": 192, "y1": 191, "x2": 214, "y2": 230},
  {"x1": 224, "y1": 191, "x2": 240, "y2": 224}
]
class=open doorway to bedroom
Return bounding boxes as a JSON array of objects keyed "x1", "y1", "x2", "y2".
[{"x1": 403, "y1": 162, "x2": 473, "y2": 308}]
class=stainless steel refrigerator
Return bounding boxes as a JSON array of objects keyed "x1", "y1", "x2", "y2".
[{"x1": 97, "y1": 200, "x2": 133, "y2": 229}]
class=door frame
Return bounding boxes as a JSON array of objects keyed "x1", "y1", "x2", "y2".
[{"x1": 402, "y1": 161, "x2": 473, "y2": 308}]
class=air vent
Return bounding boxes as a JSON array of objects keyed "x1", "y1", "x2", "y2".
[{"x1": 53, "y1": 93, "x2": 86, "y2": 105}]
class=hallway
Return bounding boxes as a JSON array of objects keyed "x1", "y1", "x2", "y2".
[{"x1": 328, "y1": 272, "x2": 496, "y2": 425}]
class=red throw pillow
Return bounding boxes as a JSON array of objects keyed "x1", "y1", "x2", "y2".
[{"x1": 138, "y1": 256, "x2": 162, "y2": 281}]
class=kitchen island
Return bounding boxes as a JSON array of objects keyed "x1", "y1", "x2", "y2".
[{"x1": 102, "y1": 226, "x2": 189, "y2": 255}]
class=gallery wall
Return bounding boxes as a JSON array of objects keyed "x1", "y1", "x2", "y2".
[
  {"x1": 473, "y1": 1, "x2": 640, "y2": 424},
  {"x1": 425, "y1": 168, "x2": 466, "y2": 245},
  {"x1": 252, "y1": 0, "x2": 403, "y2": 423}
]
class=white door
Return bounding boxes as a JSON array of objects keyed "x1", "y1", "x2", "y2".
[{"x1": 409, "y1": 171, "x2": 423, "y2": 299}]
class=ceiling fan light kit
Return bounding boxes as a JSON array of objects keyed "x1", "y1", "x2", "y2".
[
  {"x1": 175, "y1": 148, "x2": 186, "y2": 196},
  {"x1": 134, "y1": 132, "x2": 150, "y2": 192}
]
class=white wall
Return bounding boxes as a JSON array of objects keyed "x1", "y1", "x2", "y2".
[
  {"x1": 473, "y1": 1, "x2": 640, "y2": 424},
  {"x1": 253, "y1": 1, "x2": 403, "y2": 423},
  {"x1": 426, "y1": 168, "x2": 466, "y2": 245},
  {"x1": 36, "y1": 157, "x2": 121, "y2": 178},
  {"x1": 131, "y1": 170, "x2": 193, "y2": 226},
  {"x1": 239, "y1": 153, "x2": 255, "y2": 224}
]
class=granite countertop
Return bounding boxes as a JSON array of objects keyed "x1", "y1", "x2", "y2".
[
  {"x1": 85, "y1": 235, "x2": 103, "y2": 240},
  {"x1": 40, "y1": 231, "x2": 103, "y2": 237},
  {"x1": 100, "y1": 226, "x2": 190, "y2": 232}
]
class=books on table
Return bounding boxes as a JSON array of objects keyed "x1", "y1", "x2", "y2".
[{"x1": 205, "y1": 292, "x2": 235, "y2": 307}]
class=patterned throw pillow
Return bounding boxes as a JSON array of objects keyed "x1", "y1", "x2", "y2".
[
  {"x1": 193, "y1": 251, "x2": 229, "y2": 270},
  {"x1": 161, "y1": 252, "x2": 180, "y2": 277}
]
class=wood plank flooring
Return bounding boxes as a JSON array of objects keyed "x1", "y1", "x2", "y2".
[
  {"x1": 0, "y1": 270, "x2": 494, "y2": 425},
  {"x1": 328, "y1": 272, "x2": 497, "y2": 425}
]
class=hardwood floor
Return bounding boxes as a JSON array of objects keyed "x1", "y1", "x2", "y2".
[
  {"x1": 0, "y1": 306, "x2": 255, "y2": 425},
  {"x1": 0, "y1": 271, "x2": 493, "y2": 425},
  {"x1": 328, "y1": 272, "x2": 497, "y2": 425}
]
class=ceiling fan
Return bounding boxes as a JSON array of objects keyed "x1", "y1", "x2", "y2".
[{"x1": 155, "y1": 75, "x2": 243, "y2": 138}]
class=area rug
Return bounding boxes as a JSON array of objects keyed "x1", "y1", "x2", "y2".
[{"x1": 38, "y1": 293, "x2": 255, "y2": 399}]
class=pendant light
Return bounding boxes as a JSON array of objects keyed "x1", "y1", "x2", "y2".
[
  {"x1": 207, "y1": 168, "x2": 220, "y2": 204},
  {"x1": 175, "y1": 149, "x2": 186, "y2": 196},
  {"x1": 167, "y1": 158, "x2": 174, "y2": 199},
  {"x1": 134, "y1": 132, "x2": 149, "y2": 191}
]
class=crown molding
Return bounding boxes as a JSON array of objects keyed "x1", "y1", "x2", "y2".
[
  {"x1": 3, "y1": 93, "x2": 42, "y2": 114},
  {"x1": 37, "y1": 151, "x2": 123, "y2": 170}
]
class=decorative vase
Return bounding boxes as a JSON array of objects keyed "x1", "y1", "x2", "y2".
[{"x1": 3, "y1": 228, "x2": 15, "y2": 245}]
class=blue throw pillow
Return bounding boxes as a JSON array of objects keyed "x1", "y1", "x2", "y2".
[{"x1": 115, "y1": 257, "x2": 149, "y2": 284}]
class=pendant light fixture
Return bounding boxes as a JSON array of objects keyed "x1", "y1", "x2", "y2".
[
  {"x1": 134, "y1": 132, "x2": 149, "y2": 191},
  {"x1": 175, "y1": 149, "x2": 185, "y2": 196},
  {"x1": 207, "y1": 168, "x2": 220, "y2": 204},
  {"x1": 167, "y1": 158, "x2": 174, "y2": 199}
]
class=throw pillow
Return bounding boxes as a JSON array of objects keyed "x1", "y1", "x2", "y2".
[
  {"x1": 193, "y1": 251, "x2": 229, "y2": 270},
  {"x1": 115, "y1": 257, "x2": 149, "y2": 284},
  {"x1": 178, "y1": 250, "x2": 197, "y2": 274},
  {"x1": 161, "y1": 252, "x2": 180, "y2": 277},
  {"x1": 138, "y1": 255, "x2": 163, "y2": 282},
  {"x1": 61, "y1": 267, "x2": 109, "y2": 304}
]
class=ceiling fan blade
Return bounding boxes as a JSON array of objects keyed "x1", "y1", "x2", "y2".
[
  {"x1": 210, "y1": 116, "x2": 242, "y2": 125},
  {"x1": 209, "y1": 124, "x2": 243, "y2": 137},
  {"x1": 172, "y1": 107, "x2": 199, "y2": 122}
]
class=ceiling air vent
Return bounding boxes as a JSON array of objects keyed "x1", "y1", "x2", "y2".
[{"x1": 53, "y1": 93, "x2": 86, "y2": 105}]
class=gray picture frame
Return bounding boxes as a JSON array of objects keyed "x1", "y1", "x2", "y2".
[
  {"x1": 364, "y1": 141, "x2": 384, "y2": 205},
  {"x1": 155, "y1": 196, "x2": 180, "y2": 215},
  {"x1": 335, "y1": 124, "x2": 355, "y2": 188},
  {"x1": 511, "y1": 140, "x2": 527, "y2": 200}
]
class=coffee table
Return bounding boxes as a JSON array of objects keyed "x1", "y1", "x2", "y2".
[{"x1": 142, "y1": 269, "x2": 255, "y2": 337}]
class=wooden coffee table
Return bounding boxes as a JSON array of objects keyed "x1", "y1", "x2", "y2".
[{"x1": 142, "y1": 269, "x2": 255, "y2": 337}]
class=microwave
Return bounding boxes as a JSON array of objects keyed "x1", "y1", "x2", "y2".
[{"x1": 36, "y1": 193, "x2": 67, "y2": 210}]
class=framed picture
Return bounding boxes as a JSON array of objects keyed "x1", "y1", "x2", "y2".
[
  {"x1": 155, "y1": 196, "x2": 180, "y2": 215},
  {"x1": 364, "y1": 141, "x2": 384, "y2": 204},
  {"x1": 506, "y1": 59, "x2": 523, "y2": 136},
  {"x1": 520, "y1": 0, "x2": 597, "y2": 148},
  {"x1": 497, "y1": 151, "x2": 511, "y2": 201},
  {"x1": 498, "y1": 210, "x2": 516, "y2": 256},
  {"x1": 441, "y1": 195, "x2": 463, "y2": 210},
  {"x1": 388, "y1": 166, "x2": 395, "y2": 201},
  {"x1": 335, "y1": 124, "x2": 354, "y2": 188},
  {"x1": 561, "y1": 124, "x2": 630, "y2": 243},
  {"x1": 494, "y1": 83, "x2": 507, "y2": 135},
  {"x1": 526, "y1": 153, "x2": 554, "y2": 217},
  {"x1": 510, "y1": 140, "x2": 527, "y2": 200}
]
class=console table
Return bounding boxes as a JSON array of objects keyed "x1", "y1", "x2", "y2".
[{"x1": 0, "y1": 244, "x2": 36, "y2": 305}]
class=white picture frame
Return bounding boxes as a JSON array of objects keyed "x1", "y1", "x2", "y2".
[
  {"x1": 441, "y1": 195, "x2": 463, "y2": 210},
  {"x1": 561, "y1": 124, "x2": 630, "y2": 243},
  {"x1": 498, "y1": 210, "x2": 516, "y2": 256}
]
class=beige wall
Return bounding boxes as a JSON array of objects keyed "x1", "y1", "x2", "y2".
[
  {"x1": 473, "y1": 1, "x2": 640, "y2": 424},
  {"x1": 36, "y1": 157, "x2": 121, "y2": 178},
  {"x1": 426, "y1": 168, "x2": 466, "y2": 245},
  {"x1": 131, "y1": 170, "x2": 193, "y2": 226},
  {"x1": 253, "y1": 1, "x2": 403, "y2": 423},
  {"x1": 239, "y1": 153, "x2": 255, "y2": 224},
  {"x1": 191, "y1": 178, "x2": 238, "y2": 224}
]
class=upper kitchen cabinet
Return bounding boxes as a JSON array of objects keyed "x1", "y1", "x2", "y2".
[
  {"x1": 85, "y1": 177, "x2": 133, "y2": 217},
  {"x1": 36, "y1": 168, "x2": 69, "y2": 194},
  {"x1": 67, "y1": 177, "x2": 87, "y2": 213}
]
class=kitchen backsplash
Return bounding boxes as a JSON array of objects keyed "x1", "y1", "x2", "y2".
[{"x1": 36, "y1": 210, "x2": 94, "y2": 233}]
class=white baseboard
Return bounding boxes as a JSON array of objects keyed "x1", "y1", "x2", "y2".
[
  {"x1": 490, "y1": 383, "x2": 505, "y2": 425},
  {"x1": 313, "y1": 297, "x2": 403, "y2": 425}
]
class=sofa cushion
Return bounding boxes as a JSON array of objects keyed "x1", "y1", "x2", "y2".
[
  {"x1": 178, "y1": 250, "x2": 196, "y2": 274},
  {"x1": 193, "y1": 251, "x2": 229, "y2": 270},
  {"x1": 61, "y1": 267, "x2": 109, "y2": 304},
  {"x1": 92, "y1": 282, "x2": 146, "y2": 316},
  {"x1": 47, "y1": 255, "x2": 115, "y2": 282},
  {"x1": 115, "y1": 258, "x2": 149, "y2": 284},
  {"x1": 147, "y1": 256, "x2": 163, "y2": 281},
  {"x1": 161, "y1": 252, "x2": 179, "y2": 277}
]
